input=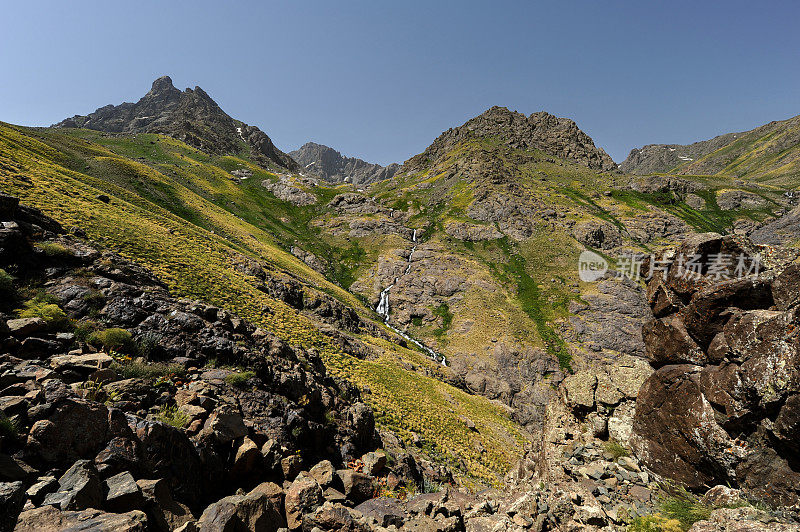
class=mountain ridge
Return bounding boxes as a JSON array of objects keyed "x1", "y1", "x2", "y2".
[
  {"x1": 621, "y1": 113, "x2": 800, "y2": 184},
  {"x1": 289, "y1": 141, "x2": 399, "y2": 184},
  {"x1": 53, "y1": 75, "x2": 298, "y2": 171}
]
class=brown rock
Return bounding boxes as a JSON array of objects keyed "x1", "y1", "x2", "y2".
[{"x1": 284, "y1": 476, "x2": 323, "y2": 530}]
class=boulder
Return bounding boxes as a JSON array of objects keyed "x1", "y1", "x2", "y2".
[
  {"x1": 360, "y1": 451, "x2": 387, "y2": 476},
  {"x1": 41, "y1": 459, "x2": 103, "y2": 511},
  {"x1": 355, "y1": 497, "x2": 405, "y2": 527},
  {"x1": 197, "y1": 482, "x2": 285, "y2": 532},
  {"x1": 631, "y1": 365, "x2": 740, "y2": 490},
  {"x1": 336, "y1": 469, "x2": 373, "y2": 504},
  {"x1": 642, "y1": 314, "x2": 705, "y2": 366},
  {"x1": 14, "y1": 506, "x2": 148, "y2": 532},
  {"x1": 103, "y1": 471, "x2": 144, "y2": 513},
  {"x1": 284, "y1": 476, "x2": 323, "y2": 530},
  {"x1": 6, "y1": 318, "x2": 46, "y2": 337},
  {"x1": 201, "y1": 409, "x2": 247, "y2": 444},
  {"x1": 0, "y1": 481, "x2": 25, "y2": 532},
  {"x1": 309, "y1": 460, "x2": 336, "y2": 487}
]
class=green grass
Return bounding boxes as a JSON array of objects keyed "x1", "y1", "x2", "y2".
[
  {"x1": 88, "y1": 327, "x2": 133, "y2": 352},
  {"x1": 156, "y1": 405, "x2": 191, "y2": 428},
  {"x1": 0, "y1": 414, "x2": 18, "y2": 440},
  {"x1": 432, "y1": 302, "x2": 453, "y2": 340},
  {"x1": 16, "y1": 293, "x2": 69, "y2": 330},
  {"x1": 0, "y1": 122, "x2": 529, "y2": 486},
  {"x1": 497, "y1": 237, "x2": 572, "y2": 371},
  {"x1": 0, "y1": 268, "x2": 15, "y2": 299},
  {"x1": 113, "y1": 361, "x2": 185, "y2": 381},
  {"x1": 35, "y1": 241, "x2": 73, "y2": 258},
  {"x1": 603, "y1": 440, "x2": 630, "y2": 459},
  {"x1": 225, "y1": 370, "x2": 256, "y2": 387}
]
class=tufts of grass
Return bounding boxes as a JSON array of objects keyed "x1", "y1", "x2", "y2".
[
  {"x1": 155, "y1": 405, "x2": 191, "y2": 428},
  {"x1": 113, "y1": 361, "x2": 184, "y2": 381},
  {"x1": 224, "y1": 370, "x2": 255, "y2": 388},
  {"x1": 88, "y1": 327, "x2": 133, "y2": 353},
  {"x1": 604, "y1": 440, "x2": 631, "y2": 459},
  {"x1": 17, "y1": 293, "x2": 70, "y2": 330},
  {"x1": 0, "y1": 414, "x2": 19, "y2": 440},
  {"x1": 36, "y1": 241, "x2": 73, "y2": 258},
  {"x1": 135, "y1": 331, "x2": 163, "y2": 359},
  {"x1": 432, "y1": 302, "x2": 453, "y2": 340},
  {"x1": 0, "y1": 268, "x2": 15, "y2": 298}
]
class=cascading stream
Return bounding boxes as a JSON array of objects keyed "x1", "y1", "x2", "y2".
[{"x1": 375, "y1": 229, "x2": 447, "y2": 366}]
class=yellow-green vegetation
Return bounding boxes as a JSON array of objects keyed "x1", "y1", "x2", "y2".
[
  {"x1": 112, "y1": 360, "x2": 184, "y2": 381},
  {"x1": 603, "y1": 440, "x2": 631, "y2": 459},
  {"x1": 87, "y1": 327, "x2": 133, "y2": 352},
  {"x1": 657, "y1": 115, "x2": 800, "y2": 186},
  {"x1": 225, "y1": 370, "x2": 256, "y2": 387},
  {"x1": 630, "y1": 486, "x2": 754, "y2": 531},
  {"x1": 0, "y1": 122, "x2": 528, "y2": 485},
  {"x1": 35, "y1": 241, "x2": 73, "y2": 257},
  {"x1": 16, "y1": 293, "x2": 69, "y2": 330},
  {"x1": 156, "y1": 405, "x2": 191, "y2": 428}
]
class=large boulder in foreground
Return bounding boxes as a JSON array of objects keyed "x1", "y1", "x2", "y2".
[{"x1": 632, "y1": 234, "x2": 800, "y2": 506}]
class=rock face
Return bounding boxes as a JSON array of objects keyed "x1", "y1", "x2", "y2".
[
  {"x1": 404, "y1": 106, "x2": 617, "y2": 172},
  {"x1": 289, "y1": 142, "x2": 399, "y2": 185},
  {"x1": 631, "y1": 234, "x2": 800, "y2": 506},
  {"x1": 53, "y1": 75, "x2": 297, "y2": 171}
]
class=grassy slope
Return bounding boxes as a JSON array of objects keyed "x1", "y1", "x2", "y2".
[
  {"x1": 0, "y1": 122, "x2": 527, "y2": 486},
  {"x1": 667, "y1": 116, "x2": 800, "y2": 186}
]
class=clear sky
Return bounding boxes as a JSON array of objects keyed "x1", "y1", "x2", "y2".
[{"x1": 1, "y1": 1, "x2": 798, "y2": 165}]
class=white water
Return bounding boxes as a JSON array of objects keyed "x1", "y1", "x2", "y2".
[{"x1": 375, "y1": 229, "x2": 448, "y2": 366}]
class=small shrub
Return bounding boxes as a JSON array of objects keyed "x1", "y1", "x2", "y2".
[
  {"x1": 225, "y1": 370, "x2": 255, "y2": 388},
  {"x1": 0, "y1": 414, "x2": 19, "y2": 440},
  {"x1": 113, "y1": 361, "x2": 184, "y2": 381},
  {"x1": 604, "y1": 440, "x2": 631, "y2": 459},
  {"x1": 155, "y1": 405, "x2": 190, "y2": 428},
  {"x1": 659, "y1": 488, "x2": 712, "y2": 529},
  {"x1": 88, "y1": 328, "x2": 133, "y2": 352},
  {"x1": 17, "y1": 294, "x2": 69, "y2": 330},
  {"x1": 74, "y1": 320, "x2": 102, "y2": 342},
  {"x1": 78, "y1": 380, "x2": 120, "y2": 404},
  {"x1": 0, "y1": 268, "x2": 15, "y2": 297},
  {"x1": 629, "y1": 514, "x2": 683, "y2": 532},
  {"x1": 422, "y1": 478, "x2": 444, "y2": 494},
  {"x1": 36, "y1": 241, "x2": 73, "y2": 258},
  {"x1": 82, "y1": 290, "x2": 106, "y2": 312},
  {"x1": 136, "y1": 331, "x2": 163, "y2": 359}
]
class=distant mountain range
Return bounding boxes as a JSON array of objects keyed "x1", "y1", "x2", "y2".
[
  {"x1": 622, "y1": 114, "x2": 800, "y2": 184},
  {"x1": 289, "y1": 142, "x2": 399, "y2": 185}
]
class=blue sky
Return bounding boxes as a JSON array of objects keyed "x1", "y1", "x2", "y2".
[{"x1": 1, "y1": 1, "x2": 798, "y2": 165}]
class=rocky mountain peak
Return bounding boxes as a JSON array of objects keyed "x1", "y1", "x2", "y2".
[
  {"x1": 148, "y1": 75, "x2": 180, "y2": 96},
  {"x1": 405, "y1": 106, "x2": 617, "y2": 173},
  {"x1": 53, "y1": 76, "x2": 297, "y2": 171},
  {"x1": 289, "y1": 141, "x2": 399, "y2": 185}
]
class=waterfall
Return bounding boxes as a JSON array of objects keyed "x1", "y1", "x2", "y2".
[{"x1": 374, "y1": 229, "x2": 448, "y2": 366}]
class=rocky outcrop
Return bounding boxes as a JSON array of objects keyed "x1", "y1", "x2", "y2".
[
  {"x1": 53, "y1": 76, "x2": 297, "y2": 171},
  {"x1": 290, "y1": 142, "x2": 399, "y2": 185},
  {"x1": 404, "y1": 106, "x2": 617, "y2": 172},
  {"x1": 631, "y1": 233, "x2": 800, "y2": 506}
]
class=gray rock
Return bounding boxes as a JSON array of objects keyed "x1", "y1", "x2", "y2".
[
  {"x1": 103, "y1": 471, "x2": 144, "y2": 513},
  {"x1": 42, "y1": 459, "x2": 103, "y2": 511}
]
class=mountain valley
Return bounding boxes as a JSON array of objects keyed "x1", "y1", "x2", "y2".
[{"x1": 2, "y1": 76, "x2": 800, "y2": 531}]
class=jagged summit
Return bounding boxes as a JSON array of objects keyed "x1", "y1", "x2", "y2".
[
  {"x1": 289, "y1": 141, "x2": 399, "y2": 185},
  {"x1": 53, "y1": 76, "x2": 297, "y2": 171},
  {"x1": 404, "y1": 106, "x2": 617, "y2": 172}
]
